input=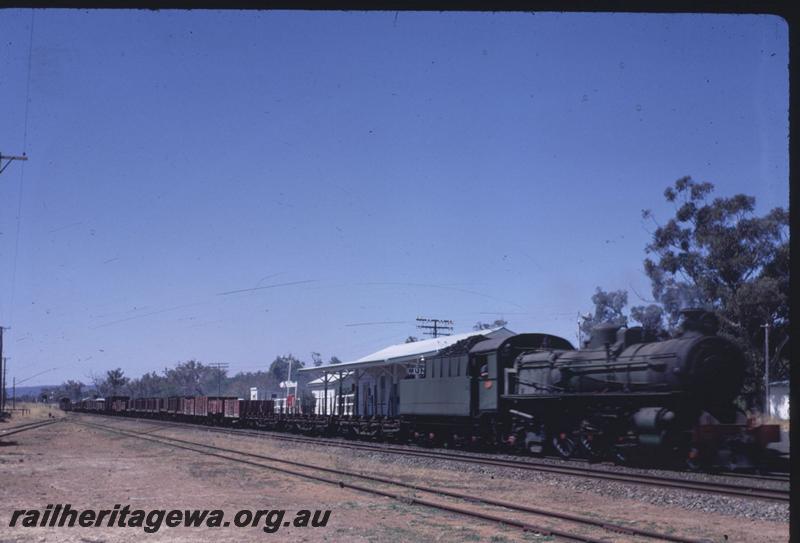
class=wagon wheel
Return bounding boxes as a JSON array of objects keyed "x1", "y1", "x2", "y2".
[{"x1": 551, "y1": 431, "x2": 577, "y2": 459}]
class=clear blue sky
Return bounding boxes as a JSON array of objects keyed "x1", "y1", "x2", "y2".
[{"x1": 0, "y1": 11, "x2": 788, "y2": 386}]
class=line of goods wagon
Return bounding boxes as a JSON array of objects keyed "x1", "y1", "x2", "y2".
[{"x1": 73, "y1": 396, "x2": 278, "y2": 423}]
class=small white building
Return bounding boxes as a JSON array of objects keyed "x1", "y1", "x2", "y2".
[
  {"x1": 769, "y1": 380, "x2": 789, "y2": 420},
  {"x1": 307, "y1": 372, "x2": 355, "y2": 416}
]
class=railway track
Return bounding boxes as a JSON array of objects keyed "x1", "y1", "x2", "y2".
[
  {"x1": 74, "y1": 418, "x2": 712, "y2": 543},
  {"x1": 0, "y1": 418, "x2": 61, "y2": 438},
  {"x1": 86, "y1": 413, "x2": 789, "y2": 503}
]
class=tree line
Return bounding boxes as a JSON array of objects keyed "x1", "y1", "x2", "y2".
[
  {"x1": 41, "y1": 353, "x2": 340, "y2": 403},
  {"x1": 579, "y1": 177, "x2": 788, "y2": 407}
]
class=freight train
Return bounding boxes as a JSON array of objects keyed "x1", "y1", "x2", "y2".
[{"x1": 62, "y1": 309, "x2": 780, "y2": 471}]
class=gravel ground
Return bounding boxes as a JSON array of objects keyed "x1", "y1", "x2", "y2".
[
  {"x1": 3, "y1": 418, "x2": 561, "y2": 542},
  {"x1": 104, "y1": 415, "x2": 790, "y2": 522},
  {"x1": 344, "y1": 447, "x2": 790, "y2": 523},
  {"x1": 77, "y1": 414, "x2": 790, "y2": 542},
  {"x1": 330, "y1": 438, "x2": 790, "y2": 491}
]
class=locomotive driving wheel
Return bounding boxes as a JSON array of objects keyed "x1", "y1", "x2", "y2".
[
  {"x1": 685, "y1": 447, "x2": 704, "y2": 471},
  {"x1": 551, "y1": 431, "x2": 577, "y2": 459},
  {"x1": 578, "y1": 420, "x2": 606, "y2": 461},
  {"x1": 612, "y1": 432, "x2": 638, "y2": 465}
]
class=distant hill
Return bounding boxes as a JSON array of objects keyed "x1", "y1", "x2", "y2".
[
  {"x1": 4, "y1": 385, "x2": 99, "y2": 402},
  {"x1": 3, "y1": 385, "x2": 56, "y2": 399},
  {"x1": 6, "y1": 382, "x2": 58, "y2": 396}
]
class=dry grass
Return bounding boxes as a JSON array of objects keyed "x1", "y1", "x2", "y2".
[{"x1": 2, "y1": 401, "x2": 55, "y2": 422}]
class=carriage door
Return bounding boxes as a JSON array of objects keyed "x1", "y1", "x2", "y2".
[{"x1": 476, "y1": 352, "x2": 498, "y2": 412}]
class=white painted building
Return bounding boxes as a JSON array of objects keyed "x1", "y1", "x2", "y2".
[
  {"x1": 769, "y1": 380, "x2": 789, "y2": 420},
  {"x1": 307, "y1": 372, "x2": 355, "y2": 415}
]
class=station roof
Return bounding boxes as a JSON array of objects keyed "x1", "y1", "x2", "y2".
[
  {"x1": 307, "y1": 373, "x2": 345, "y2": 386},
  {"x1": 299, "y1": 327, "x2": 515, "y2": 375}
]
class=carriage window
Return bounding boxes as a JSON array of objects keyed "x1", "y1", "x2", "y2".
[{"x1": 440, "y1": 358, "x2": 445, "y2": 378}]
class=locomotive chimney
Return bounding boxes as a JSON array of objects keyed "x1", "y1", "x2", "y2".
[{"x1": 588, "y1": 322, "x2": 622, "y2": 349}]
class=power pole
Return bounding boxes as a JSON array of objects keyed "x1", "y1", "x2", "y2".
[
  {"x1": 1, "y1": 150, "x2": 29, "y2": 412},
  {"x1": 761, "y1": 322, "x2": 771, "y2": 417},
  {"x1": 209, "y1": 363, "x2": 229, "y2": 397},
  {"x1": 1, "y1": 327, "x2": 6, "y2": 413},
  {"x1": 416, "y1": 317, "x2": 453, "y2": 338},
  {"x1": 2, "y1": 360, "x2": 6, "y2": 414},
  {"x1": 0, "y1": 152, "x2": 28, "y2": 176}
]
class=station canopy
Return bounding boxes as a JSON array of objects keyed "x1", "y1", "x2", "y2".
[{"x1": 300, "y1": 327, "x2": 515, "y2": 376}]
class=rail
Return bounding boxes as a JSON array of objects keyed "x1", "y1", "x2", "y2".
[{"x1": 74, "y1": 418, "x2": 712, "y2": 543}]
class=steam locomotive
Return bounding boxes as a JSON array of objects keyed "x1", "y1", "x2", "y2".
[
  {"x1": 63, "y1": 309, "x2": 780, "y2": 471},
  {"x1": 502, "y1": 309, "x2": 779, "y2": 469}
]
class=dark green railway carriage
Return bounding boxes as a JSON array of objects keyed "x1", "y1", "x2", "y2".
[{"x1": 396, "y1": 332, "x2": 574, "y2": 443}]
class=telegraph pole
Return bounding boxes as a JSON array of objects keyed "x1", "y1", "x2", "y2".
[
  {"x1": 416, "y1": 317, "x2": 453, "y2": 338},
  {"x1": 761, "y1": 322, "x2": 771, "y2": 417},
  {"x1": 2, "y1": 150, "x2": 28, "y2": 413},
  {"x1": 2, "y1": 360, "x2": 7, "y2": 415},
  {"x1": 1, "y1": 327, "x2": 6, "y2": 414}
]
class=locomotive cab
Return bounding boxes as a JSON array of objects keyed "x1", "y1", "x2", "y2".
[{"x1": 470, "y1": 333, "x2": 574, "y2": 413}]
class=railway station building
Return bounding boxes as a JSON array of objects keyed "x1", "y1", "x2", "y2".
[{"x1": 299, "y1": 327, "x2": 514, "y2": 417}]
